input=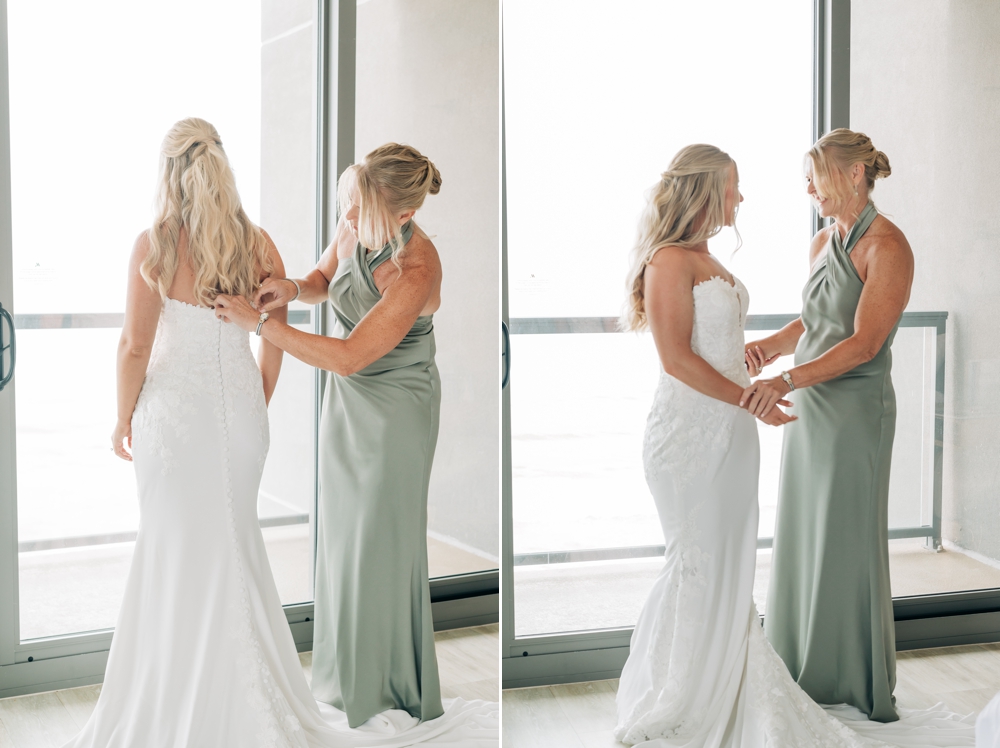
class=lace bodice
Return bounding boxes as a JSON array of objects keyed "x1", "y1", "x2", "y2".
[
  {"x1": 688, "y1": 276, "x2": 750, "y2": 385},
  {"x1": 642, "y1": 275, "x2": 751, "y2": 490},
  {"x1": 132, "y1": 298, "x2": 268, "y2": 474}
]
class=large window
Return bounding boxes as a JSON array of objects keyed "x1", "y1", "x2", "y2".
[
  {"x1": 504, "y1": 0, "x2": 814, "y2": 638},
  {"x1": 9, "y1": 0, "x2": 319, "y2": 640}
]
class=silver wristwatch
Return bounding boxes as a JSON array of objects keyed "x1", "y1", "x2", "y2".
[
  {"x1": 780, "y1": 370, "x2": 795, "y2": 391},
  {"x1": 255, "y1": 311, "x2": 270, "y2": 336}
]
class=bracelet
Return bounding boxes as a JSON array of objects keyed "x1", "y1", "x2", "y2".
[
  {"x1": 286, "y1": 278, "x2": 301, "y2": 302},
  {"x1": 780, "y1": 370, "x2": 796, "y2": 392},
  {"x1": 255, "y1": 311, "x2": 270, "y2": 336}
]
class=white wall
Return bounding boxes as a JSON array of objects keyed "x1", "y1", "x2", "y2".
[
  {"x1": 853, "y1": 1, "x2": 1000, "y2": 561},
  {"x1": 355, "y1": 0, "x2": 500, "y2": 560}
]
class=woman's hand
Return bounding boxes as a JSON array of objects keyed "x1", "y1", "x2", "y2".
[
  {"x1": 739, "y1": 377, "x2": 792, "y2": 417},
  {"x1": 745, "y1": 342, "x2": 780, "y2": 377},
  {"x1": 254, "y1": 277, "x2": 298, "y2": 314},
  {"x1": 214, "y1": 294, "x2": 261, "y2": 333},
  {"x1": 112, "y1": 419, "x2": 133, "y2": 461},
  {"x1": 756, "y1": 405, "x2": 798, "y2": 427}
]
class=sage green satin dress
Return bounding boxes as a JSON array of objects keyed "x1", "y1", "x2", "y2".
[
  {"x1": 765, "y1": 202, "x2": 900, "y2": 722},
  {"x1": 311, "y1": 221, "x2": 444, "y2": 728}
]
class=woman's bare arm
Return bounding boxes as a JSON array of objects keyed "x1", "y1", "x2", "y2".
[
  {"x1": 742, "y1": 229, "x2": 913, "y2": 416},
  {"x1": 215, "y1": 239, "x2": 441, "y2": 377},
  {"x1": 254, "y1": 217, "x2": 352, "y2": 311},
  {"x1": 784, "y1": 233, "x2": 912, "y2": 388},
  {"x1": 112, "y1": 232, "x2": 162, "y2": 460},
  {"x1": 257, "y1": 230, "x2": 287, "y2": 405}
]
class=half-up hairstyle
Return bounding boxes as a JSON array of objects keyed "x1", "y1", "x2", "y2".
[
  {"x1": 142, "y1": 117, "x2": 271, "y2": 307},
  {"x1": 806, "y1": 128, "x2": 891, "y2": 212},
  {"x1": 622, "y1": 144, "x2": 738, "y2": 332},
  {"x1": 337, "y1": 142, "x2": 441, "y2": 267}
]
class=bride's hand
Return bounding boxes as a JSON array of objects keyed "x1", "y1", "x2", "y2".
[
  {"x1": 111, "y1": 419, "x2": 133, "y2": 461},
  {"x1": 254, "y1": 277, "x2": 297, "y2": 313},
  {"x1": 744, "y1": 343, "x2": 780, "y2": 376},
  {"x1": 739, "y1": 378, "x2": 792, "y2": 417},
  {"x1": 214, "y1": 294, "x2": 261, "y2": 333},
  {"x1": 756, "y1": 405, "x2": 798, "y2": 427}
]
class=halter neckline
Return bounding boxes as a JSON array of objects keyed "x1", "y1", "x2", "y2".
[{"x1": 833, "y1": 202, "x2": 878, "y2": 256}]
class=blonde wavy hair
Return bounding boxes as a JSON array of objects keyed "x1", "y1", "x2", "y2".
[
  {"x1": 806, "y1": 128, "x2": 891, "y2": 213},
  {"x1": 337, "y1": 143, "x2": 442, "y2": 266},
  {"x1": 141, "y1": 117, "x2": 271, "y2": 307},
  {"x1": 622, "y1": 144, "x2": 739, "y2": 332}
]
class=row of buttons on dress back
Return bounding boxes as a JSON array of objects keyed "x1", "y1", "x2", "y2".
[{"x1": 214, "y1": 321, "x2": 302, "y2": 745}]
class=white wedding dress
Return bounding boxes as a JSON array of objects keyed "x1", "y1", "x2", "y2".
[
  {"x1": 63, "y1": 298, "x2": 497, "y2": 748},
  {"x1": 614, "y1": 276, "x2": 975, "y2": 748}
]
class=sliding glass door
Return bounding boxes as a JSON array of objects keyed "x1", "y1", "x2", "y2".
[
  {"x1": 6, "y1": 0, "x2": 319, "y2": 642},
  {"x1": 0, "y1": 0, "x2": 499, "y2": 697},
  {"x1": 502, "y1": 0, "x2": 1000, "y2": 688}
]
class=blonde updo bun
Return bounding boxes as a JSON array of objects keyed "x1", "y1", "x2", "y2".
[{"x1": 873, "y1": 150, "x2": 892, "y2": 180}]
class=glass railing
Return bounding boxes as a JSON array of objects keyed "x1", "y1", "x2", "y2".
[
  {"x1": 510, "y1": 311, "x2": 945, "y2": 567},
  {"x1": 508, "y1": 312, "x2": 949, "y2": 635}
]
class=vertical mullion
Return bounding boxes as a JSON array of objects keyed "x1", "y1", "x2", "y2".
[
  {"x1": 812, "y1": 0, "x2": 851, "y2": 237},
  {"x1": 312, "y1": 0, "x2": 326, "y2": 603},
  {"x1": 312, "y1": 0, "x2": 356, "y2": 595},
  {"x1": 811, "y1": 0, "x2": 825, "y2": 237},
  {"x1": 499, "y1": 5, "x2": 515, "y2": 660},
  {"x1": 0, "y1": 0, "x2": 19, "y2": 663}
]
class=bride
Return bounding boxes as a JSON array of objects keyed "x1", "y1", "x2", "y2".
[
  {"x1": 71, "y1": 117, "x2": 497, "y2": 747},
  {"x1": 614, "y1": 144, "x2": 973, "y2": 747}
]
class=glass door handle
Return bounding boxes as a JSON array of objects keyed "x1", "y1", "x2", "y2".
[
  {"x1": 501, "y1": 320, "x2": 510, "y2": 390},
  {"x1": 0, "y1": 300, "x2": 15, "y2": 391}
]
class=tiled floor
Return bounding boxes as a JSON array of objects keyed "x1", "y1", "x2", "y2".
[{"x1": 0, "y1": 624, "x2": 498, "y2": 748}]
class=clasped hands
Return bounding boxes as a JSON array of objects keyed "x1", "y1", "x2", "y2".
[{"x1": 741, "y1": 344, "x2": 798, "y2": 427}]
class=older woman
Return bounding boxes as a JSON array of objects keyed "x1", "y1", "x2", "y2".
[
  {"x1": 743, "y1": 129, "x2": 912, "y2": 722},
  {"x1": 216, "y1": 142, "x2": 444, "y2": 727}
]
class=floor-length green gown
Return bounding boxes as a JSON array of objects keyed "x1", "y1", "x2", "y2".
[
  {"x1": 765, "y1": 202, "x2": 900, "y2": 723},
  {"x1": 311, "y1": 221, "x2": 444, "y2": 728}
]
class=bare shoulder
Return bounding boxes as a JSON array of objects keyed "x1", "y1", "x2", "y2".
[
  {"x1": 258, "y1": 226, "x2": 286, "y2": 276},
  {"x1": 809, "y1": 225, "x2": 834, "y2": 263},
  {"x1": 331, "y1": 217, "x2": 354, "y2": 259},
  {"x1": 401, "y1": 226, "x2": 442, "y2": 279},
  {"x1": 132, "y1": 228, "x2": 152, "y2": 259},
  {"x1": 870, "y1": 215, "x2": 912, "y2": 258},
  {"x1": 646, "y1": 245, "x2": 697, "y2": 284}
]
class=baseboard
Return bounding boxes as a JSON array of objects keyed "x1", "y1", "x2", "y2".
[
  {"x1": 0, "y1": 651, "x2": 109, "y2": 699},
  {"x1": 503, "y1": 646, "x2": 630, "y2": 690},
  {"x1": 502, "y1": 602, "x2": 1000, "y2": 689}
]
